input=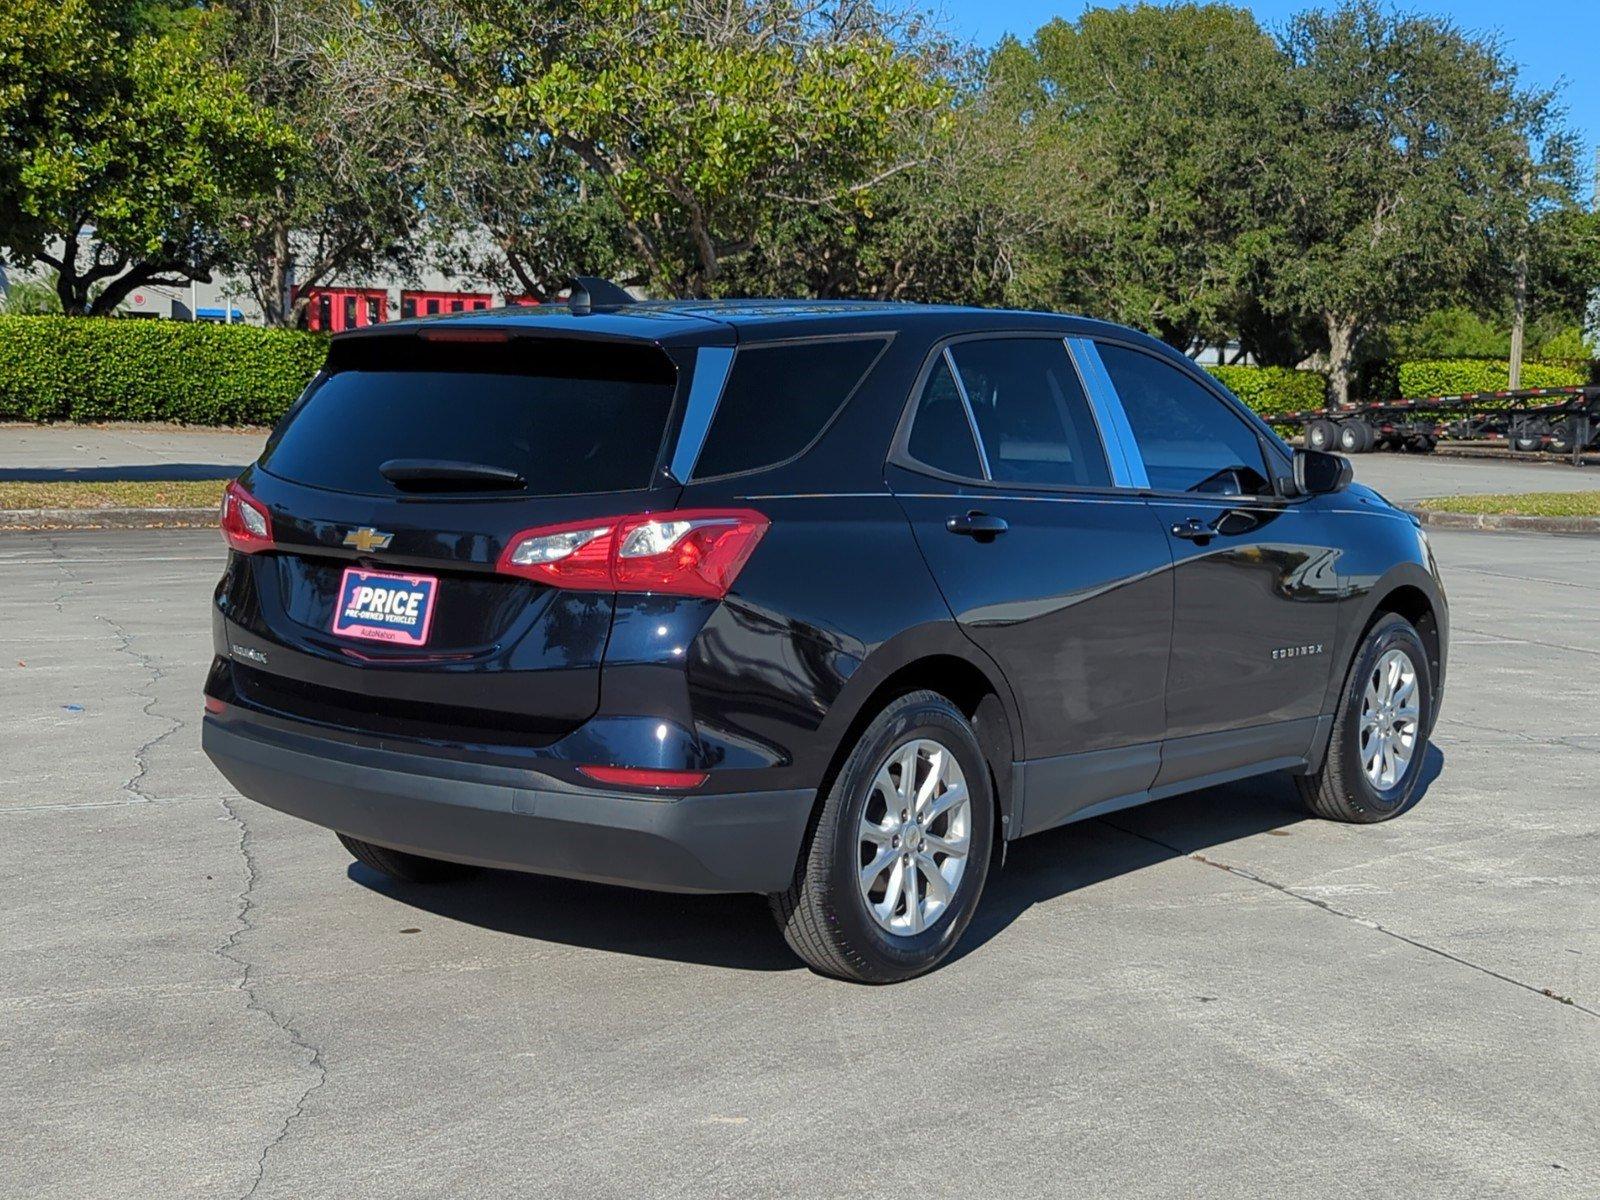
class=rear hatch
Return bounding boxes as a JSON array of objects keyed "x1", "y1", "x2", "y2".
[{"x1": 216, "y1": 328, "x2": 702, "y2": 746}]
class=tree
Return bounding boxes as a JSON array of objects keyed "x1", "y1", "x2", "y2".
[
  {"x1": 215, "y1": 0, "x2": 455, "y2": 327},
  {"x1": 425, "y1": 127, "x2": 637, "y2": 302},
  {"x1": 391, "y1": 0, "x2": 949, "y2": 297},
  {"x1": 0, "y1": 0, "x2": 297, "y2": 316},
  {"x1": 1270, "y1": 1, "x2": 1571, "y2": 404},
  {"x1": 990, "y1": 4, "x2": 1291, "y2": 351},
  {"x1": 716, "y1": 40, "x2": 1073, "y2": 305}
]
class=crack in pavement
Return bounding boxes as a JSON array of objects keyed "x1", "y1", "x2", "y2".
[
  {"x1": 37, "y1": 536, "x2": 324, "y2": 1192},
  {"x1": 1100, "y1": 819, "x2": 1599, "y2": 1020},
  {"x1": 216, "y1": 793, "x2": 328, "y2": 1200},
  {"x1": 41, "y1": 537, "x2": 187, "y2": 803},
  {"x1": 1453, "y1": 624, "x2": 1600, "y2": 660},
  {"x1": 1443, "y1": 718, "x2": 1600, "y2": 757},
  {"x1": 1449, "y1": 564, "x2": 1596, "y2": 592}
]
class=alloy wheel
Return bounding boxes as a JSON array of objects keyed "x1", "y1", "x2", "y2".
[
  {"x1": 1360, "y1": 648, "x2": 1420, "y2": 791},
  {"x1": 857, "y1": 738, "x2": 972, "y2": 936}
]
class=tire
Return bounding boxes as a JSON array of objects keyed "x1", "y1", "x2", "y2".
[
  {"x1": 1296, "y1": 613, "x2": 1432, "y2": 824},
  {"x1": 1408, "y1": 434, "x2": 1436, "y2": 454},
  {"x1": 1306, "y1": 418, "x2": 1337, "y2": 452},
  {"x1": 771, "y1": 691, "x2": 995, "y2": 983},
  {"x1": 337, "y1": 832, "x2": 474, "y2": 883},
  {"x1": 1548, "y1": 423, "x2": 1575, "y2": 455},
  {"x1": 1337, "y1": 418, "x2": 1372, "y2": 454},
  {"x1": 1510, "y1": 422, "x2": 1545, "y2": 453}
]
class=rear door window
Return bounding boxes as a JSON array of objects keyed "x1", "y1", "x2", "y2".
[
  {"x1": 946, "y1": 339, "x2": 1111, "y2": 488},
  {"x1": 691, "y1": 337, "x2": 888, "y2": 479},
  {"x1": 906, "y1": 357, "x2": 985, "y2": 479},
  {"x1": 1096, "y1": 343, "x2": 1272, "y2": 495},
  {"x1": 259, "y1": 338, "x2": 678, "y2": 497}
]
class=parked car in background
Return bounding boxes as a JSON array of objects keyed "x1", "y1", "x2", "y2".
[{"x1": 203, "y1": 286, "x2": 1448, "y2": 982}]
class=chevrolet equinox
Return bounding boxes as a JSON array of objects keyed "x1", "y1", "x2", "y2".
[{"x1": 203, "y1": 284, "x2": 1448, "y2": 982}]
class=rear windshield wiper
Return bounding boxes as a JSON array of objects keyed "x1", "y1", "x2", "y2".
[{"x1": 379, "y1": 459, "x2": 526, "y2": 492}]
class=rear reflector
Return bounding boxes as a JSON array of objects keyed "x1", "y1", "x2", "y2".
[
  {"x1": 499, "y1": 508, "x2": 768, "y2": 598},
  {"x1": 578, "y1": 765, "x2": 709, "y2": 790},
  {"x1": 220, "y1": 481, "x2": 274, "y2": 554},
  {"x1": 203, "y1": 696, "x2": 226, "y2": 715}
]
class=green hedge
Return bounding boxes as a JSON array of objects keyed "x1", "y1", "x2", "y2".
[
  {"x1": 1206, "y1": 365, "x2": 1328, "y2": 419},
  {"x1": 0, "y1": 316, "x2": 328, "y2": 424},
  {"x1": 1396, "y1": 358, "x2": 1586, "y2": 399}
]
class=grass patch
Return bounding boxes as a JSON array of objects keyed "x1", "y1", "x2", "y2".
[
  {"x1": 0, "y1": 479, "x2": 224, "y2": 511},
  {"x1": 1414, "y1": 491, "x2": 1600, "y2": 517}
]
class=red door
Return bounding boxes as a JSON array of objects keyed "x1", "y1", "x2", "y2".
[{"x1": 299, "y1": 287, "x2": 387, "y2": 332}]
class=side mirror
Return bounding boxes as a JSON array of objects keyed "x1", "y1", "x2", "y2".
[{"x1": 1293, "y1": 448, "x2": 1352, "y2": 496}]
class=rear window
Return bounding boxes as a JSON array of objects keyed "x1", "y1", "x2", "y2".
[
  {"x1": 691, "y1": 337, "x2": 888, "y2": 479},
  {"x1": 260, "y1": 338, "x2": 677, "y2": 497}
]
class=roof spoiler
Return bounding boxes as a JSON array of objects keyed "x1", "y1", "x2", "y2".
[{"x1": 568, "y1": 276, "x2": 635, "y2": 315}]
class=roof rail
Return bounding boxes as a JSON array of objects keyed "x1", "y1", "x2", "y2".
[{"x1": 567, "y1": 276, "x2": 635, "y2": 315}]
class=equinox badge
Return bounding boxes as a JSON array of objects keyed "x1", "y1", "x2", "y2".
[{"x1": 343, "y1": 527, "x2": 393, "y2": 553}]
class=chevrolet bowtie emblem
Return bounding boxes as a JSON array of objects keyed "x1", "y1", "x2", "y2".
[{"x1": 343, "y1": 527, "x2": 393, "y2": 553}]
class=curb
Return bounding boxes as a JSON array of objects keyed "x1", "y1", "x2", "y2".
[
  {"x1": 0, "y1": 506, "x2": 215, "y2": 531},
  {"x1": 1410, "y1": 509, "x2": 1600, "y2": 536}
]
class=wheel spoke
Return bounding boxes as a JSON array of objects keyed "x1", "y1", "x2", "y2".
[
  {"x1": 915, "y1": 748, "x2": 943, "y2": 811},
  {"x1": 860, "y1": 820, "x2": 895, "y2": 847},
  {"x1": 896, "y1": 744, "x2": 920, "y2": 811},
  {"x1": 917, "y1": 854, "x2": 952, "y2": 907},
  {"x1": 921, "y1": 832, "x2": 966, "y2": 859},
  {"x1": 903, "y1": 860, "x2": 922, "y2": 933},
  {"x1": 922, "y1": 782, "x2": 967, "y2": 824},
  {"x1": 874, "y1": 858, "x2": 906, "y2": 926},
  {"x1": 860, "y1": 846, "x2": 897, "y2": 891}
]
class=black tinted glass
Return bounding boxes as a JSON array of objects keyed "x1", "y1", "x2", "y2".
[
  {"x1": 947, "y1": 339, "x2": 1110, "y2": 488},
  {"x1": 908, "y1": 359, "x2": 984, "y2": 478},
  {"x1": 1097, "y1": 344, "x2": 1270, "y2": 494},
  {"x1": 693, "y1": 338, "x2": 887, "y2": 479},
  {"x1": 261, "y1": 339, "x2": 676, "y2": 496}
]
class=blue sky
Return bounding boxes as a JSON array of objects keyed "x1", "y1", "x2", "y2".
[{"x1": 936, "y1": 0, "x2": 1600, "y2": 178}]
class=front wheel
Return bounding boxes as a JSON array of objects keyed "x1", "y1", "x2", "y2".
[
  {"x1": 1296, "y1": 613, "x2": 1433, "y2": 823},
  {"x1": 772, "y1": 691, "x2": 994, "y2": 983}
]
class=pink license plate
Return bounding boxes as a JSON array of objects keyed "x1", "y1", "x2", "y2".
[{"x1": 331, "y1": 567, "x2": 438, "y2": 646}]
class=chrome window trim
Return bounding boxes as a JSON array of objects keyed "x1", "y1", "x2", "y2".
[
  {"x1": 942, "y1": 347, "x2": 994, "y2": 481},
  {"x1": 1065, "y1": 337, "x2": 1149, "y2": 490},
  {"x1": 669, "y1": 345, "x2": 735, "y2": 482}
]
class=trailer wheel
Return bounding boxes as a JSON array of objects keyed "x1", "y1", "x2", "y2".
[
  {"x1": 1307, "y1": 419, "x2": 1337, "y2": 452},
  {"x1": 1408, "y1": 434, "x2": 1436, "y2": 454},
  {"x1": 1510, "y1": 422, "x2": 1544, "y2": 453},
  {"x1": 1337, "y1": 419, "x2": 1373, "y2": 454},
  {"x1": 1548, "y1": 423, "x2": 1576, "y2": 455}
]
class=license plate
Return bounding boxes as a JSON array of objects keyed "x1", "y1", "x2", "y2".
[{"x1": 331, "y1": 567, "x2": 438, "y2": 646}]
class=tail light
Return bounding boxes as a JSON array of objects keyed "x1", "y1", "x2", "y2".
[
  {"x1": 499, "y1": 508, "x2": 768, "y2": 599},
  {"x1": 220, "y1": 481, "x2": 274, "y2": 554}
]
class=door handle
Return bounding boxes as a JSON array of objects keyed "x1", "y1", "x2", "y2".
[
  {"x1": 1170, "y1": 516, "x2": 1215, "y2": 544},
  {"x1": 946, "y1": 510, "x2": 1008, "y2": 540}
]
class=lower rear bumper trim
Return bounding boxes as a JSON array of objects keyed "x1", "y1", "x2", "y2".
[{"x1": 202, "y1": 715, "x2": 815, "y2": 894}]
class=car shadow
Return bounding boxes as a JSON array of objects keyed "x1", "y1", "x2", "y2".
[
  {"x1": 347, "y1": 746, "x2": 1446, "y2": 976},
  {"x1": 949, "y1": 743, "x2": 1444, "y2": 966}
]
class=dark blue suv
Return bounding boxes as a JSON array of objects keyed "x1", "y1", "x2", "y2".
[{"x1": 203, "y1": 291, "x2": 1447, "y2": 982}]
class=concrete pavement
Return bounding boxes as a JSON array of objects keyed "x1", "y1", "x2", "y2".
[{"x1": 1, "y1": 525, "x2": 1596, "y2": 1198}]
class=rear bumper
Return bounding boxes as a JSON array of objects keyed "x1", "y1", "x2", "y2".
[{"x1": 202, "y1": 713, "x2": 815, "y2": 894}]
